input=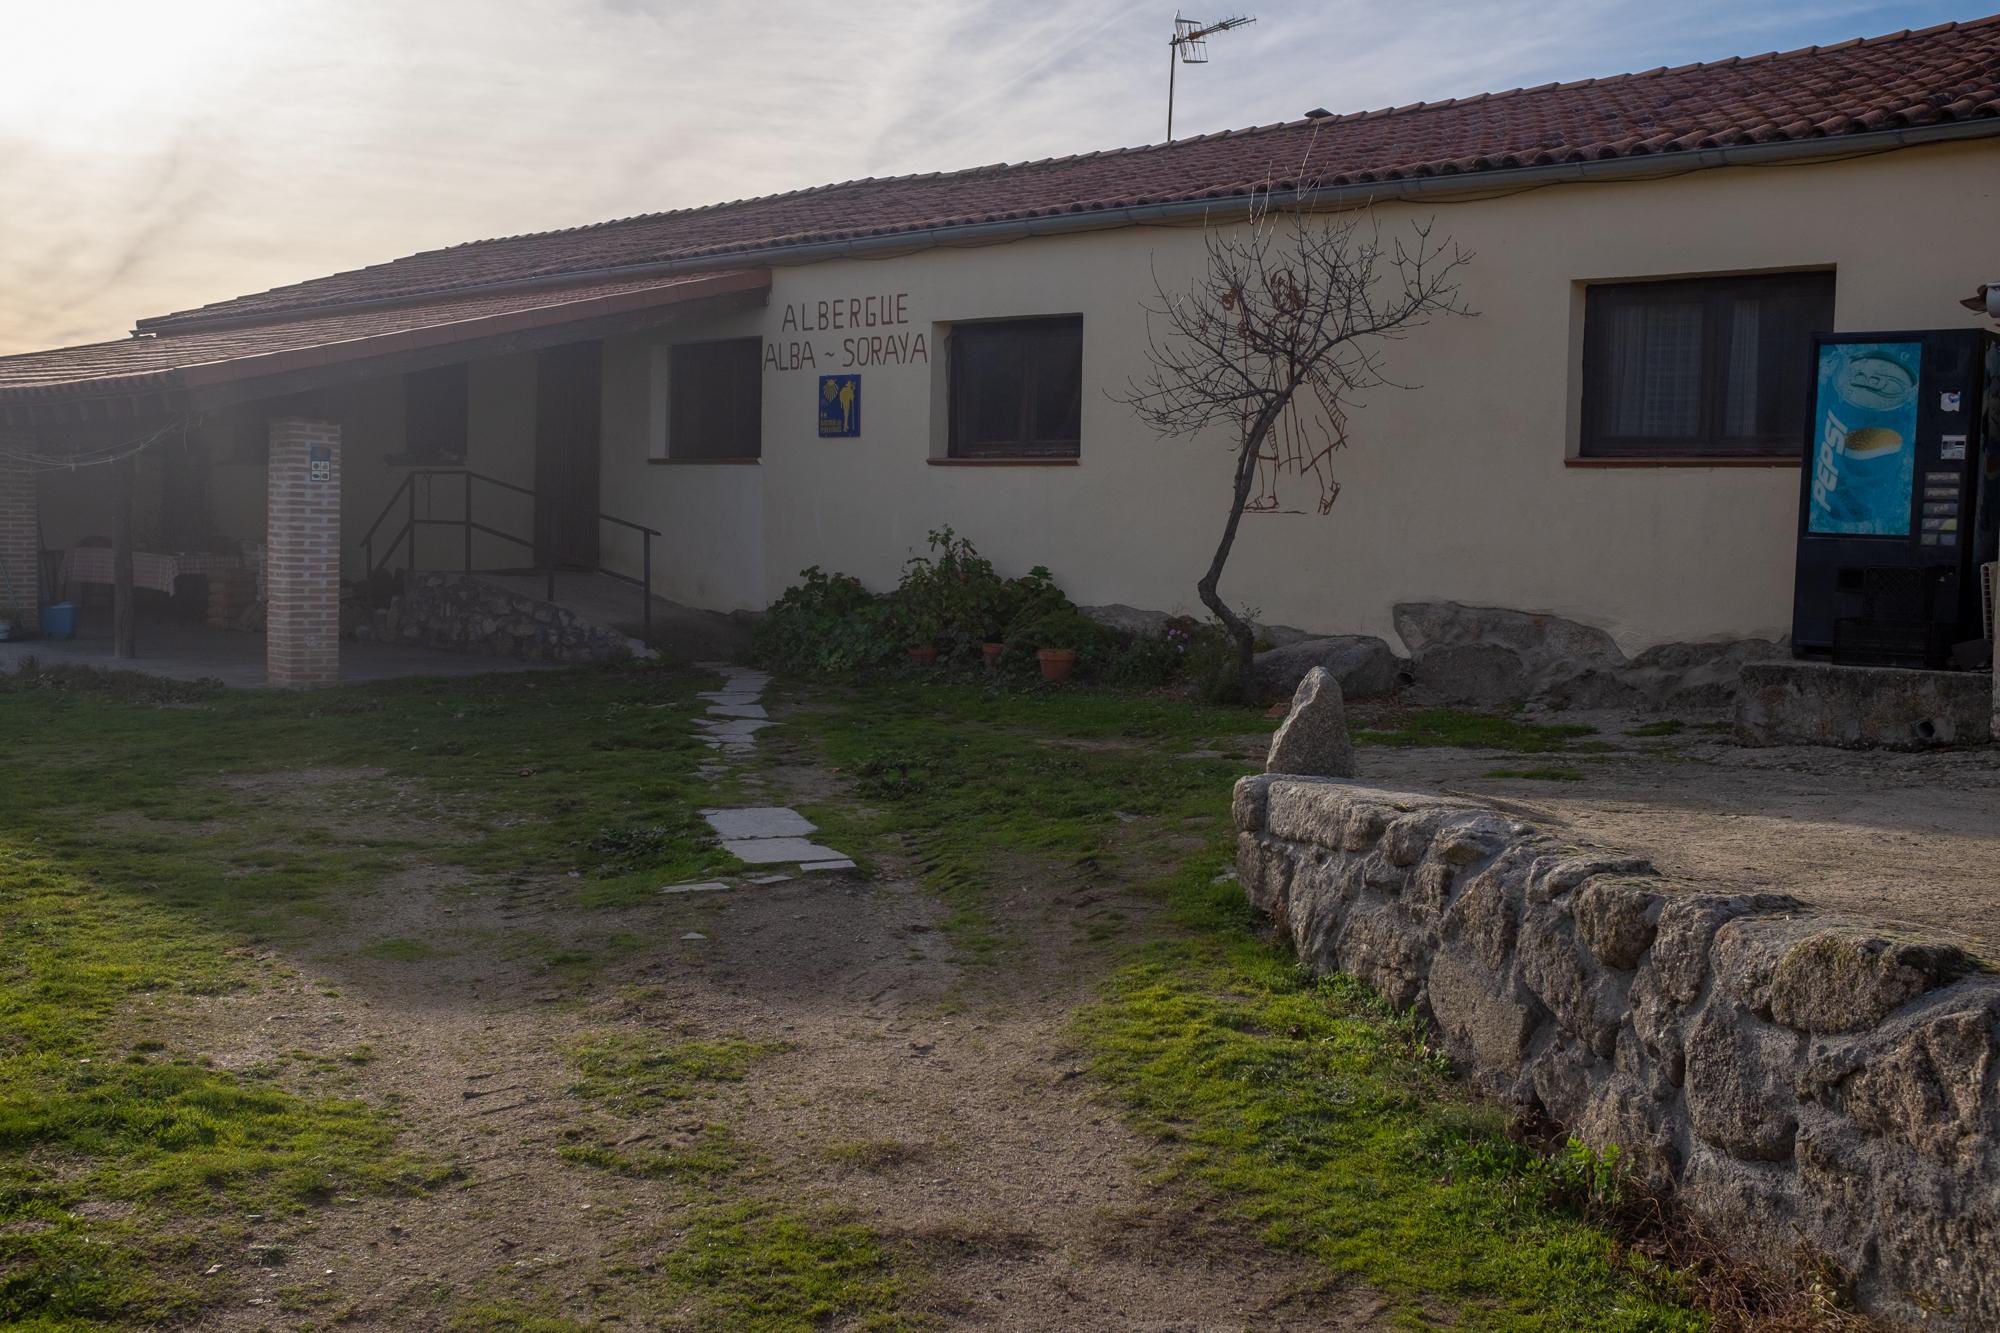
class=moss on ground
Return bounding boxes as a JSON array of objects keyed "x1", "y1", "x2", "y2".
[
  {"x1": 784, "y1": 678, "x2": 1706, "y2": 1330},
  {"x1": 0, "y1": 662, "x2": 913, "y2": 1330}
]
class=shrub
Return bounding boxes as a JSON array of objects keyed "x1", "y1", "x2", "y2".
[
  {"x1": 891, "y1": 527, "x2": 1009, "y2": 658},
  {"x1": 750, "y1": 567, "x2": 898, "y2": 673},
  {"x1": 1005, "y1": 604, "x2": 1106, "y2": 655},
  {"x1": 1179, "y1": 619, "x2": 1248, "y2": 703},
  {"x1": 754, "y1": 531, "x2": 1226, "y2": 696},
  {"x1": 1094, "y1": 631, "x2": 1185, "y2": 690}
]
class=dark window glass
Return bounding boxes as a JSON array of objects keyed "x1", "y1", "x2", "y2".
[
  {"x1": 669, "y1": 338, "x2": 762, "y2": 460},
  {"x1": 949, "y1": 317, "x2": 1083, "y2": 458},
  {"x1": 1580, "y1": 272, "x2": 1833, "y2": 458},
  {"x1": 404, "y1": 363, "x2": 468, "y2": 462}
]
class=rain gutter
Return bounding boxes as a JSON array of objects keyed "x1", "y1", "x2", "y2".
[{"x1": 142, "y1": 118, "x2": 2000, "y2": 336}]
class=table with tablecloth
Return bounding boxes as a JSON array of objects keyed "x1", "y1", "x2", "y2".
[{"x1": 58, "y1": 547, "x2": 243, "y2": 597}]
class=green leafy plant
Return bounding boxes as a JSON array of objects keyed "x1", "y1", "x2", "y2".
[
  {"x1": 890, "y1": 527, "x2": 1009, "y2": 657},
  {"x1": 750, "y1": 567, "x2": 899, "y2": 673},
  {"x1": 1005, "y1": 605, "x2": 1104, "y2": 656},
  {"x1": 1179, "y1": 619, "x2": 1248, "y2": 703}
]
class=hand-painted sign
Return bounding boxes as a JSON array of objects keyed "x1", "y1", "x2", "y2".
[
  {"x1": 819, "y1": 375, "x2": 861, "y2": 438},
  {"x1": 1808, "y1": 341, "x2": 1921, "y2": 537},
  {"x1": 767, "y1": 293, "x2": 928, "y2": 372}
]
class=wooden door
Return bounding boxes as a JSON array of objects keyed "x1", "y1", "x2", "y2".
[{"x1": 534, "y1": 340, "x2": 602, "y2": 568}]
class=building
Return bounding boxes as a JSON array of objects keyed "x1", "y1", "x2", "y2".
[{"x1": 2, "y1": 17, "x2": 1997, "y2": 685}]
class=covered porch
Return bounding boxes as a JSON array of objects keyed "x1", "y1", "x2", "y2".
[{"x1": 0, "y1": 268, "x2": 768, "y2": 686}]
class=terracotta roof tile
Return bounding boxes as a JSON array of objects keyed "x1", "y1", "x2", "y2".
[
  {"x1": 0, "y1": 269, "x2": 766, "y2": 404},
  {"x1": 130, "y1": 16, "x2": 1997, "y2": 336}
]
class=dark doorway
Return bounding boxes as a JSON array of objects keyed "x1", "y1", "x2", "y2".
[{"x1": 534, "y1": 341, "x2": 602, "y2": 568}]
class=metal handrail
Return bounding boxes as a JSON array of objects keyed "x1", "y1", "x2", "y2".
[{"x1": 359, "y1": 466, "x2": 660, "y2": 638}]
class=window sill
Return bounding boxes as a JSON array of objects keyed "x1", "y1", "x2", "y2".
[
  {"x1": 1565, "y1": 455, "x2": 1799, "y2": 469},
  {"x1": 927, "y1": 457, "x2": 1080, "y2": 467},
  {"x1": 646, "y1": 457, "x2": 760, "y2": 465}
]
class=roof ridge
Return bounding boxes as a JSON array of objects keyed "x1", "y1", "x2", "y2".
[
  {"x1": 322, "y1": 13, "x2": 2000, "y2": 260},
  {"x1": 135, "y1": 12, "x2": 2000, "y2": 330}
]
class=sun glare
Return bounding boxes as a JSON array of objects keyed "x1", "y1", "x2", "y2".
[{"x1": 0, "y1": 1, "x2": 280, "y2": 143}]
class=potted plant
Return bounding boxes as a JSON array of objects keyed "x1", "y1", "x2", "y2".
[
  {"x1": 981, "y1": 638, "x2": 1005, "y2": 669},
  {"x1": 1013, "y1": 606, "x2": 1098, "y2": 683},
  {"x1": 898, "y1": 602, "x2": 944, "y2": 665}
]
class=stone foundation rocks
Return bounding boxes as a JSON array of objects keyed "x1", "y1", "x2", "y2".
[
  {"x1": 1251, "y1": 635, "x2": 1404, "y2": 699},
  {"x1": 1736, "y1": 659, "x2": 1993, "y2": 749},
  {"x1": 1235, "y1": 776, "x2": 1998, "y2": 1328},
  {"x1": 379, "y1": 573, "x2": 637, "y2": 665},
  {"x1": 1392, "y1": 600, "x2": 1788, "y2": 712},
  {"x1": 1263, "y1": 667, "x2": 1353, "y2": 777}
]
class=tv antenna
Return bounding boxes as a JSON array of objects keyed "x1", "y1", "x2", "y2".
[{"x1": 1168, "y1": 12, "x2": 1255, "y2": 142}]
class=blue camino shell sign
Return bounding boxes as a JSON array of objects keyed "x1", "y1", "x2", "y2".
[
  {"x1": 818, "y1": 374, "x2": 860, "y2": 438},
  {"x1": 1807, "y1": 341, "x2": 1921, "y2": 537}
]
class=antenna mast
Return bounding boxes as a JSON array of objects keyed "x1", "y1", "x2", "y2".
[{"x1": 1168, "y1": 12, "x2": 1255, "y2": 142}]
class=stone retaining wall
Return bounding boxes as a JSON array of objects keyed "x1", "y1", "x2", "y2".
[
  {"x1": 1737, "y1": 660, "x2": 1993, "y2": 749},
  {"x1": 1234, "y1": 776, "x2": 1998, "y2": 1328},
  {"x1": 375, "y1": 572, "x2": 636, "y2": 665}
]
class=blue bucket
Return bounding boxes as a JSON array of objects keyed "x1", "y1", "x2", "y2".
[{"x1": 39, "y1": 602, "x2": 77, "y2": 639}]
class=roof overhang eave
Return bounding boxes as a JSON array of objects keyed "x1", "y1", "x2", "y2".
[
  {"x1": 2, "y1": 269, "x2": 771, "y2": 419},
  {"x1": 136, "y1": 115, "x2": 2000, "y2": 338}
]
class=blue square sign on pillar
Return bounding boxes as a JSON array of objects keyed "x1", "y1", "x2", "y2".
[{"x1": 818, "y1": 374, "x2": 860, "y2": 438}]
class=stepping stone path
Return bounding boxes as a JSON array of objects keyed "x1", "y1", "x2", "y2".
[{"x1": 656, "y1": 664, "x2": 857, "y2": 897}]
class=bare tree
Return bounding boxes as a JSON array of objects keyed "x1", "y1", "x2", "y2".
[{"x1": 1119, "y1": 191, "x2": 1473, "y2": 684}]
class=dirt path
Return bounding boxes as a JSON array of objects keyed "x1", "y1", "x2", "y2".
[
  {"x1": 1349, "y1": 706, "x2": 2000, "y2": 960},
  {"x1": 163, "y1": 716, "x2": 1385, "y2": 1329}
]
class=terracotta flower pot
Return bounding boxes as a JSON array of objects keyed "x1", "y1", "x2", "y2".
[
  {"x1": 981, "y1": 641, "x2": 1005, "y2": 669},
  {"x1": 906, "y1": 645, "x2": 940, "y2": 665},
  {"x1": 1036, "y1": 648, "x2": 1076, "y2": 682}
]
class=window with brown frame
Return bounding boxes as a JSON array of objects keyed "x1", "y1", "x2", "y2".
[
  {"x1": 668, "y1": 337, "x2": 762, "y2": 461},
  {"x1": 948, "y1": 316, "x2": 1083, "y2": 459},
  {"x1": 1579, "y1": 272, "x2": 1834, "y2": 459},
  {"x1": 403, "y1": 363, "x2": 468, "y2": 463}
]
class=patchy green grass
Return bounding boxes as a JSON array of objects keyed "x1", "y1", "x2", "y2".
[
  {"x1": 566, "y1": 1032, "x2": 794, "y2": 1114},
  {"x1": 819, "y1": 1139, "x2": 932, "y2": 1173},
  {"x1": 778, "y1": 680, "x2": 1271, "y2": 959},
  {"x1": 0, "y1": 661, "x2": 738, "y2": 925},
  {"x1": 555, "y1": 1131, "x2": 743, "y2": 1181},
  {"x1": 1355, "y1": 709, "x2": 1598, "y2": 753},
  {"x1": 0, "y1": 841, "x2": 449, "y2": 1331},
  {"x1": 787, "y1": 680, "x2": 1705, "y2": 1330},
  {"x1": 449, "y1": 1300, "x2": 597, "y2": 1333},
  {"x1": 359, "y1": 935, "x2": 437, "y2": 962},
  {"x1": 1089, "y1": 851, "x2": 1700, "y2": 1330},
  {"x1": 1625, "y1": 719, "x2": 1686, "y2": 738},
  {"x1": 666, "y1": 1200, "x2": 920, "y2": 1333},
  {"x1": 0, "y1": 662, "x2": 864, "y2": 1329},
  {"x1": 1483, "y1": 767, "x2": 1589, "y2": 782}
]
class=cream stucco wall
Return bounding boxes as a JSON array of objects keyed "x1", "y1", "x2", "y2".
[{"x1": 332, "y1": 137, "x2": 1998, "y2": 652}]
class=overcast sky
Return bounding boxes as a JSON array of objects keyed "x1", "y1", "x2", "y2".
[{"x1": 0, "y1": 0, "x2": 1973, "y2": 354}]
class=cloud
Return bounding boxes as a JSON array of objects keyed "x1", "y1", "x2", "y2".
[{"x1": 0, "y1": 0, "x2": 1966, "y2": 354}]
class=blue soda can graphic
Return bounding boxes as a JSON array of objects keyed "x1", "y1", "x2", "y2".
[{"x1": 1808, "y1": 341, "x2": 1921, "y2": 537}]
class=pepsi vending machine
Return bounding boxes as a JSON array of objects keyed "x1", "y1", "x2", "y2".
[{"x1": 1791, "y1": 328, "x2": 1999, "y2": 667}]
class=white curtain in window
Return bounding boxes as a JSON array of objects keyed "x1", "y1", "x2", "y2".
[
  {"x1": 1723, "y1": 299, "x2": 1761, "y2": 437},
  {"x1": 1607, "y1": 301, "x2": 1702, "y2": 438}
]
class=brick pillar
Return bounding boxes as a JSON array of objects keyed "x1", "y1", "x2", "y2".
[
  {"x1": 266, "y1": 417, "x2": 341, "y2": 688},
  {"x1": 0, "y1": 461, "x2": 39, "y2": 635}
]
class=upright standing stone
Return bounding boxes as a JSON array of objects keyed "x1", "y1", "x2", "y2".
[
  {"x1": 0, "y1": 460, "x2": 40, "y2": 635},
  {"x1": 1265, "y1": 665, "x2": 1355, "y2": 777},
  {"x1": 266, "y1": 417, "x2": 341, "y2": 689}
]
